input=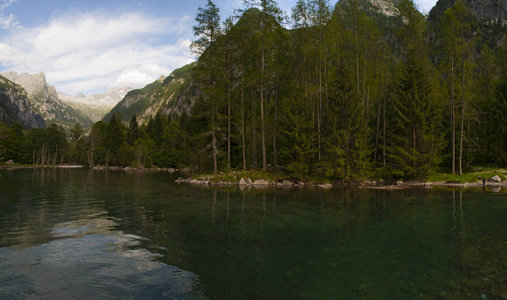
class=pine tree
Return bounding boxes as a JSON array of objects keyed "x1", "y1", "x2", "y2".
[
  {"x1": 387, "y1": 0, "x2": 442, "y2": 178},
  {"x1": 127, "y1": 114, "x2": 139, "y2": 146},
  {"x1": 192, "y1": 0, "x2": 222, "y2": 173}
]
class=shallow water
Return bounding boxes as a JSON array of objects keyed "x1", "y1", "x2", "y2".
[{"x1": 0, "y1": 169, "x2": 506, "y2": 299}]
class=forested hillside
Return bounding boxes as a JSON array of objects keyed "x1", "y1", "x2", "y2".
[{"x1": 1, "y1": 0, "x2": 506, "y2": 181}]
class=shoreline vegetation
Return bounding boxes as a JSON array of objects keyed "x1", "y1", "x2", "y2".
[
  {"x1": 4, "y1": 162, "x2": 505, "y2": 190},
  {"x1": 174, "y1": 169, "x2": 507, "y2": 190}
]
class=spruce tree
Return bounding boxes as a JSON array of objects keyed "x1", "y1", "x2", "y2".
[{"x1": 191, "y1": 0, "x2": 222, "y2": 173}]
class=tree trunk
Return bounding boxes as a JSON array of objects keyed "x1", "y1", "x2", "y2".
[
  {"x1": 252, "y1": 88, "x2": 257, "y2": 168},
  {"x1": 374, "y1": 96, "x2": 381, "y2": 170},
  {"x1": 459, "y1": 27, "x2": 466, "y2": 175},
  {"x1": 450, "y1": 45, "x2": 456, "y2": 174},
  {"x1": 212, "y1": 101, "x2": 218, "y2": 173},
  {"x1": 413, "y1": 117, "x2": 416, "y2": 177},
  {"x1": 318, "y1": 56, "x2": 322, "y2": 163},
  {"x1": 227, "y1": 80, "x2": 231, "y2": 170},
  {"x1": 273, "y1": 75, "x2": 279, "y2": 167},
  {"x1": 241, "y1": 66, "x2": 246, "y2": 171},
  {"x1": 261, "y1": 47, "x2": 267, "y2": 172}
]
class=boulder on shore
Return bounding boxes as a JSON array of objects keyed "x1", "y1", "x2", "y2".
[
  {"x1": 239, "y1": 178, "x2": 247, "y2": 185},
  {"x1": 281, "y1": 179, "x2": 295, "y2": 186},
  {"x1": 253, "y1": 179, "x2": 270, "y2": 185},
  {"x1": 5, "y1": 160, "x2": 15, "y2": 165},
  {"x1": 489, "y1": 175, "x2": 502, "y2": 183}
]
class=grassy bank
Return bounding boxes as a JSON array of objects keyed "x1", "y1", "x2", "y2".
[
  {"x1": 189, "y1": 167, "x2": 507, "y2": 186},
  {"x1": 427, "y1": 168, "x2": 507, "y2": 183}
]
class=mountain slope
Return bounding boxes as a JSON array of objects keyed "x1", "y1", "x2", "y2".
[
  {"x1": 0, "y1": 75, "x2": 45, "y2": 128},
  {"x1": 429, "y1": 0, "x2": 507, "y2": 24},
  {"x1": 58, "y1": 87, "x2": 131, "y2": 122},
  {"x1": 1, "y1": 72, "x2": 93, "y2": 128},
  {"x1": 103, "y1": 63, "x2": 194, "y2": 124}
]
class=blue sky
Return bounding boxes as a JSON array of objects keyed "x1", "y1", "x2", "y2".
[{"x1": 0, "y1": 0, "x2": 438, "y2": 95}]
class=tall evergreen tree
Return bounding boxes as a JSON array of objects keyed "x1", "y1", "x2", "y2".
[
  {"x1": 191, "y1": 0, "x2": 222, "y2": 173},
  {"x1": 127, "y1": 114, "x2": 139, "y2": 146}
]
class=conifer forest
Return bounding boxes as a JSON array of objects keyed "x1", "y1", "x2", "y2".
[{"x1": 1, "y1": 0, "x2": 506, "y2": 181}]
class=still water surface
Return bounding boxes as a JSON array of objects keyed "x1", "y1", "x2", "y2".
[{"x1": 0, "y1": 169, "x2": 506, "y2": 299}]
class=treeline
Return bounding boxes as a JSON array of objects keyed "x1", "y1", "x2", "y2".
[
  {"x1": 0, "y1": 112, "x2": 188, "y2": 168},
  {"x1": 180, "y1": 0, "x2": 507, "y2": 179},
  {"x1": 1, "y1": 0, "x2": 507, "y2": 180}
]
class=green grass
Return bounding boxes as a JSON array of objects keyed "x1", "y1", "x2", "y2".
[{"x1": 428, "y1": 169, "x2": 507, "y2": 183}]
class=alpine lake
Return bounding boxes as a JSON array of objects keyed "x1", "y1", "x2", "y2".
[{"x1": 0, "y1": 168, "x2": 506, "y2": 299}]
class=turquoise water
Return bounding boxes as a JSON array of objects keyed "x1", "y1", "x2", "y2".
[{"x1": 0, "y1": 169, "x2": 506, "y2": 299}]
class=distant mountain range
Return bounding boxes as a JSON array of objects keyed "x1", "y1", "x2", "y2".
[
  {"x1": 0, "y1": 71, "x2": 130, "y2": 129},
  {"x1": 58, "y1": 87, "x2": 131, "y2": 122}
]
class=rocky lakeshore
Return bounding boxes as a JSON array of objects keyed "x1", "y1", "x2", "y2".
[{"x1": 175, "y1": 173, "x2": 507, "y2": 191}]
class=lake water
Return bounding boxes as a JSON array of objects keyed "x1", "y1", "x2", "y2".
[{"x1": 0, "y1": 169, "x2": 506, "y2": 299}]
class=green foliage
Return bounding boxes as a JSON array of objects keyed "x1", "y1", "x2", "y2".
[
  {"x1": 428, "y1": 171, "x2": 507, "y2": 183},
  {"x1": 2, "y1": 0, "x2": 506, "y2": 180}
]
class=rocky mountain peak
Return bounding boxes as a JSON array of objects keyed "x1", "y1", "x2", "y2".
[
  {"x1": 0, "y1": 71, "x2": 52, "y2": 97},
  {"x1": 336, "y1": 0, "x2": 400, "y2": 18},
  {"x1": 1, "y1": 71, "x2": 92, "y2": 128},
  {"x1": 369, "y1": 0, "x2": 399, "y2": 17}
]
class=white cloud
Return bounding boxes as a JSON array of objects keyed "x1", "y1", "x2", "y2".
[
  {"x1": 0, "y1": 11, "x2": 194, "y2": 95},
  {"x1": 0, "y1": 0, "x2": 15, "y2": 10},
  {"x1": 0, "y1": 13, "x2": 18, "y2": 29},
  {"x1": 0, "y1": 0, "x2": 20, "y2": 29}
]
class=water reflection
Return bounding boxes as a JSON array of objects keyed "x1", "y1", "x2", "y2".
[
  {"x1": 1, "y1": 169, "x2": 506, "y2": 299},
  {"x1": 0, "y1": 169, "x2": 204, "y2": 299}
]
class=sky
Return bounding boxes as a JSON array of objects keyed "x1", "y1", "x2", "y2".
[{"x1": 0, "y1": 0, "x2": 438, "y2": 95}]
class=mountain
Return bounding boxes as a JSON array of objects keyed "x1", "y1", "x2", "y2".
[
  {"x1": 429, "y1": 0, "x2": 507, "y2": 24},
  {"x1": 58, "y1": 87, "x2": 131, "y2": 122},
  {"x1": 103, "y1": 64, "x2": 194, "y2": 124},
  {"x1": 427, "y1": 0, "x2": 507, "y2": 49},
  {"x1": 0, "y1": 75, "x2": 45, "y2": 128},
  {"x1": 0, "y1": 71, "x2": 93, "y2": 129}
]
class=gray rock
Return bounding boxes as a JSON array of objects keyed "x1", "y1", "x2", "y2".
[
  {"x1": 252, "y1": 179, "x2": 270, "y2": 185},
  {"x1": 318, "y1": 183, "x2": 332, "y2": 189},
  {"x1": 5, "y1": 160, "x2": 15, "y2": 165},
  {"x1": 489, "y1": 175, "x2": 502, "y2": 183},
  {"x1": 246, "y1": 178, "x2": 253, "y2": 185},
  {"x1": 239, "y1": 178, "x2": 247, "y2": 185},
  {"x1": 282, "y1": 179, "x2": 295, "y2": 186}
]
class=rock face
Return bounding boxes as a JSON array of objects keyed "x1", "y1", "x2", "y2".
[
  {"x1": 0, "y1": 75, "x2": 45, "y2": 128},
  {"x1": 336, "y1": 0, "x2": 400, "y2": 18},
  {"x1": 430, "y1": 0, "x2": 507, "y2": 24},
  {"x1": 1, "y1": 71, "x2": 92, "y2": 128},
  {"x1": 464, "y1": 0, "x2": 507, "y2": 23},
  {"x1": 368, "y1": 0, "x2": 399, "y2": 17}
]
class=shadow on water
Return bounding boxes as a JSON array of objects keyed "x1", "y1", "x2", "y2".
[{"x1": 0, "y1": 169, "x2": 506, "y2": 299}]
